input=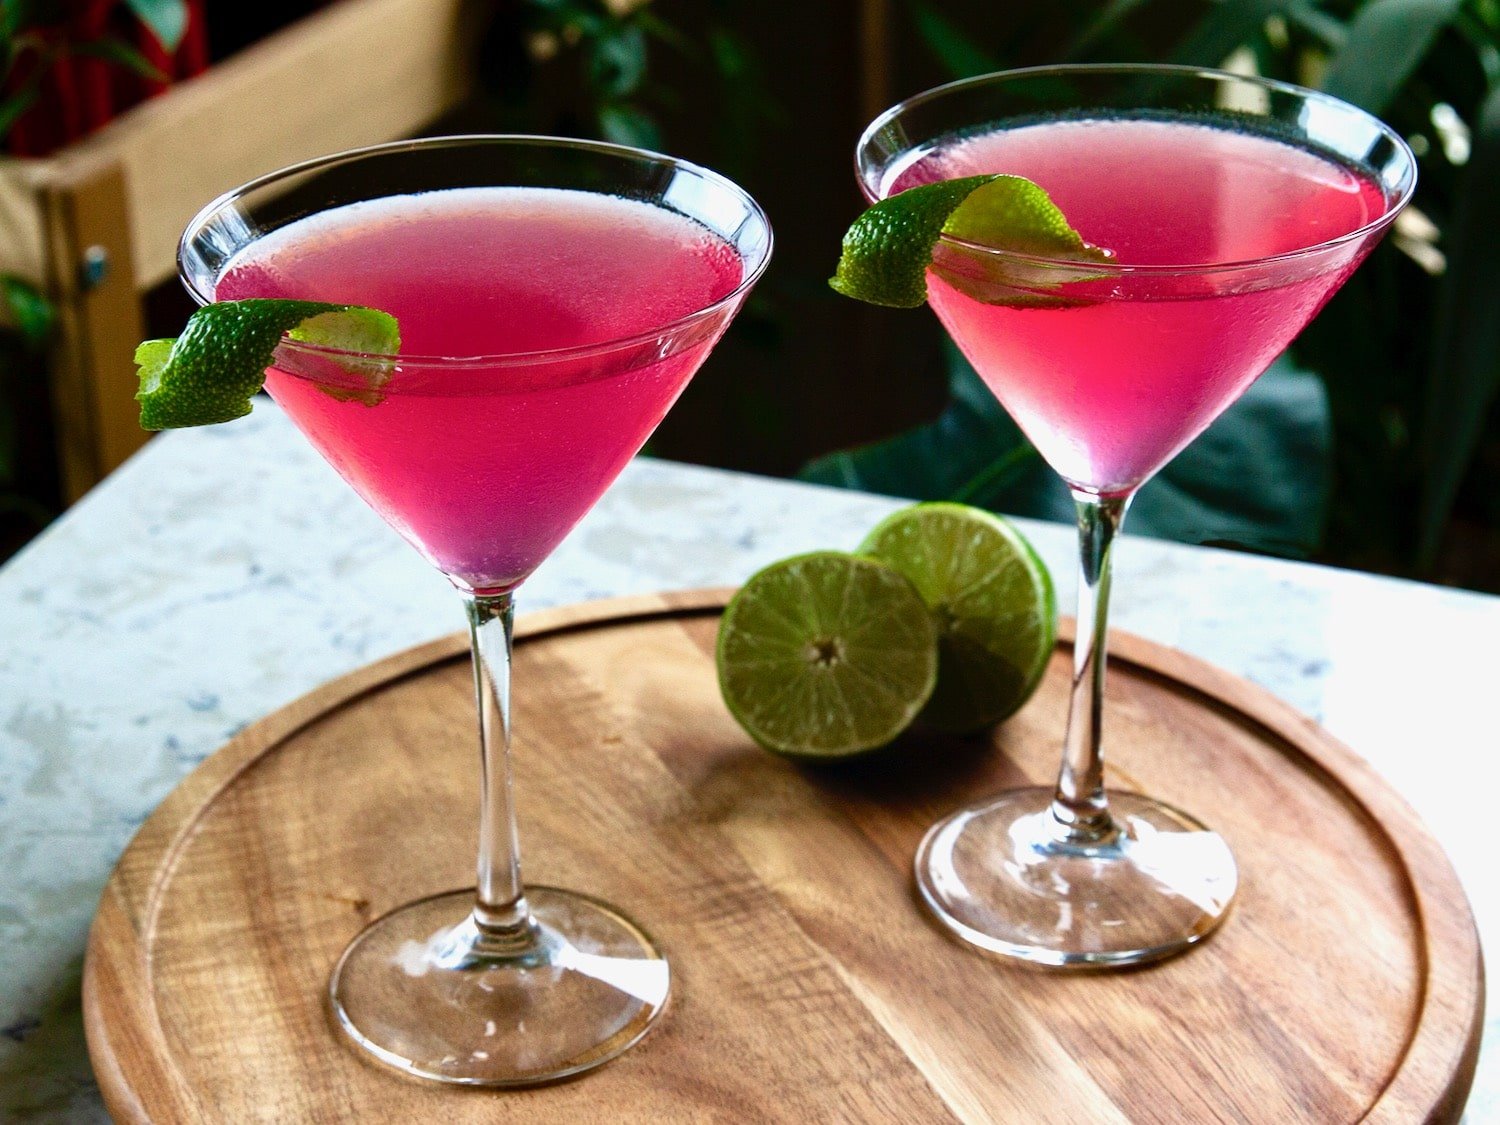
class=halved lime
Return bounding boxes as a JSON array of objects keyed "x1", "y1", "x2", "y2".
[
  {"x1": 716, "y1": 551, "x2": 938, "y2": 758},
  {"x1": 829, "y1": 174, "x2": 1112, "y2": 309},
  {"x1": 860, "y1": 503, "x2": 1055, "y2": 733},
  {"x1": 136, "y1": 299, "x2": 400, "y2": 429}
]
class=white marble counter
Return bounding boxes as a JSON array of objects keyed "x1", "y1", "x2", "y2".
[{"x1": 1, "y1": 403, "x2": 1495, "y2": 1120}]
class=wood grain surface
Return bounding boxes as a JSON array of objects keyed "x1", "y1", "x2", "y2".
[{"x1": 83, "y1": 589, "x2": 1484, "y2": 1123}]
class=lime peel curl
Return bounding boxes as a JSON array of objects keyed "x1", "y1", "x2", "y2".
[
  {"x1": 829, "y1": 174, "x2": 1113, "y2": 309},
  {"x1": 135, "y1": 299, "x2": 400, "y2": 430}
]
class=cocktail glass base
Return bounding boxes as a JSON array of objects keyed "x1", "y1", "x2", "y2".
[
  {"x1": 914, "y1": 787, "x2": 1237, "y2": 968},
  {"x1": 328, "y1": 886, "x2": 669, "y2": 1085}
]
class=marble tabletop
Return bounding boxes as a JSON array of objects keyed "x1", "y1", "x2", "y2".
[{"x1": 1, "y1": 403, "x2": 1495, "y2": 1121}]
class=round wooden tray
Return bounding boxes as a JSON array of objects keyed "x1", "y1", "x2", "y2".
[{"x1": 84, "y1": 589, "x2": 1483, "y2": 1123}]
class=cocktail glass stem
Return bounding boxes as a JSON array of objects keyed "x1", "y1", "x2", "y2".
[
  {"x1": 327, "y1": 586, "x2": 672, "y2": 1082},
  {"x1": 1051, "y1": 491, "x2": 1129, "y2": 843},
  {"x1": 465, "y1": 592, "x2": 538, "y2": 949},
  {"x1": 912, "y1": 485, "x2": 1236, "y2": 967}
]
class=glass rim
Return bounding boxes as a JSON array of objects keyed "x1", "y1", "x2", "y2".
[
  {"x1": 178, "y1": 134, "x2": 773, "y2": 367},
  {"x1": 856, "y1": 62, "x2": 1419, "y2": 278}
]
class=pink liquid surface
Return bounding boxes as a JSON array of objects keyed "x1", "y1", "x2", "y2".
[
  {"x1": 889, "y1": 115, "x2": 1390, "y2": 493},
  {"x1": 217, "y1": 187, "x2": 744, "y2": 592}
]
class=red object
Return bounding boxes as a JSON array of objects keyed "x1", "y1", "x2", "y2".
[
  {"x1": 76, "y1": 0, "x2": 115, "y2": 134},
  {"x1": 2, "y1": 0, "x2": 209, "y2": 156}
]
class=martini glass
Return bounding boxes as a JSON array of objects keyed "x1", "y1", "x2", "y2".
[
  {"x1": 856, "y1": 66, "x2": 1415, "y2": 967},
  {"x1": 179, "y1": 137, "x2": 771, "y2": 1082}
]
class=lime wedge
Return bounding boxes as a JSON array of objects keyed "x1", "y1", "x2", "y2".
[
  {"x1": 860, "y1": 503, "x2": 1055, "y2": 733},
  {"x1": 829, "y1": 174, "x2": 1112, "y2": 309},
  {"x1": 717, "y1": 551, "x2": 938, "y2": 758},
  {"x1": 136, "y1": 299, "x2": 400, "y2": 429}
]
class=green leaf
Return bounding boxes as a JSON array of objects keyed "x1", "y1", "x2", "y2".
[
  {"x1": 1170, "y1": 0, "x2": 1292, "y2": 67},
  {"x1": 123, "y1": 0, "x2": 188, "y2": 53},
  {"x1": 586, "y1": 22, "x2": 646, "y2": 97},
  {"x1": 597, "y1": 101, "x2": 660, "y2": 149},
  {"x1": 1286, "y1": 0, "x2": 1349, "y2": 49},
  {"x1": 1417, "y1": 81, "x2": 1500, "y2": 566},
  {"x1": 2, "y1": 274, "x2": 54, "y2": 347},
  {"x1": 1132, "y1": 353, "x2": 1331, "y2": 554},
  {"x1": 707, "y1": 26, "x2": 747, "y2": 78},
  {"x1": 908, "y1": 0, "x2": 1001, "y2": 79},
  {"x1": 1, "y1": 0, "x2": 34, "y2": 41},
  {"x1": 635, "y1": 11, "x2": 693, "y2": 56},
  {"x1": 1454, "y1": 10, "x2": 1500, "y2": 86},
  {"x1": 1062, "y1": 0, "x2": 1153, "y2": 60},
  {"x1": 71, "y1": 37, "x2": 168, "y2": 81},
  {"x1": 801, "y1": 342, "x2": 1036, "y2": 502},
  {"x1": 1321, "y1": 0, "x2": 1461, "y2": 114},
  {"x1": 0, "y1": 84, "x2": 38, "y2": 143},
  {"x1": 801, "y1": 344, "x2": 1331, "y2": 557}
]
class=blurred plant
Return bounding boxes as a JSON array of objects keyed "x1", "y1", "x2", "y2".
[
  {"x1": 2, "y1": 0, "x2": 195, "y2": 155},
  {"x1": 477, "y1": 0, "x2": 782, "y2": 180},
  {"x1": 808, "y1": 0, "x2": 1500, "y2": 583}
]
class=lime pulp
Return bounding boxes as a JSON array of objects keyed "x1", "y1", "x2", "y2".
[{"x1": 716, "y1": 551, "x2": 939, "y2": 758}]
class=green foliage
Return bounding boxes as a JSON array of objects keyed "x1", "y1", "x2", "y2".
[
  {"x1": 907, "y1": 1, "x2": 1002, "y2": 77},
  {"x1": 483, "y1": 1, "x2": 781, "y2": 180},
  {"x1": 1321, "y1": 0, "x2": 1462, "y2": 112},
  {"x1": 1417, "y1": 81, "x2": 1500, "y2": 564},
  {"x1": 0, "y1": 84, "x2": 36, "y2": 139},
  {"x1": 586, "y1": 20, "x2": 647, "y2": 97},
  {"x1": 1, "y1": 0, "x2": 187, "y2": 143},
  {"x1": 1169, "y1": 0, "x2": 1293, "y2": 68},
  {"x1": 69, "y1": 36, "x2": 168, "y2": 81},
  {"x1": 2, "y1": 275, "x2": 53, "y2": 347},
  {"x1": 1131, "y1": 355, "x2": 1331, "y2": 554}
]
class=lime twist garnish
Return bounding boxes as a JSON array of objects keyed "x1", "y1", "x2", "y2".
[
  {"x1": 717, "y1": 551, "x2": 938, "y2": 759},
  {"x1": 135, "y1": 299, "x2": 400, "y2": 430},
  {"x1": 860, "y1": 503, "x2": 1056, "y2": 733},
  {"x1": 829, "y1": 174, "x2": 1112, "y2": 308}
]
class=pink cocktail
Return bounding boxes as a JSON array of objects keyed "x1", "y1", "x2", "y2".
[
  {"x1": 891, "y1": 116, "x2": 1387, "y2": 494},
  {"x1": 855, "y1": 67, "x2": 1415, "y2": 967},
  {"x1": 218, "y1": 187, "x2": 743, "y2": 592},
  {"x1": 181, "y1": 138, "x2": 771, "y2": 1084}
]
